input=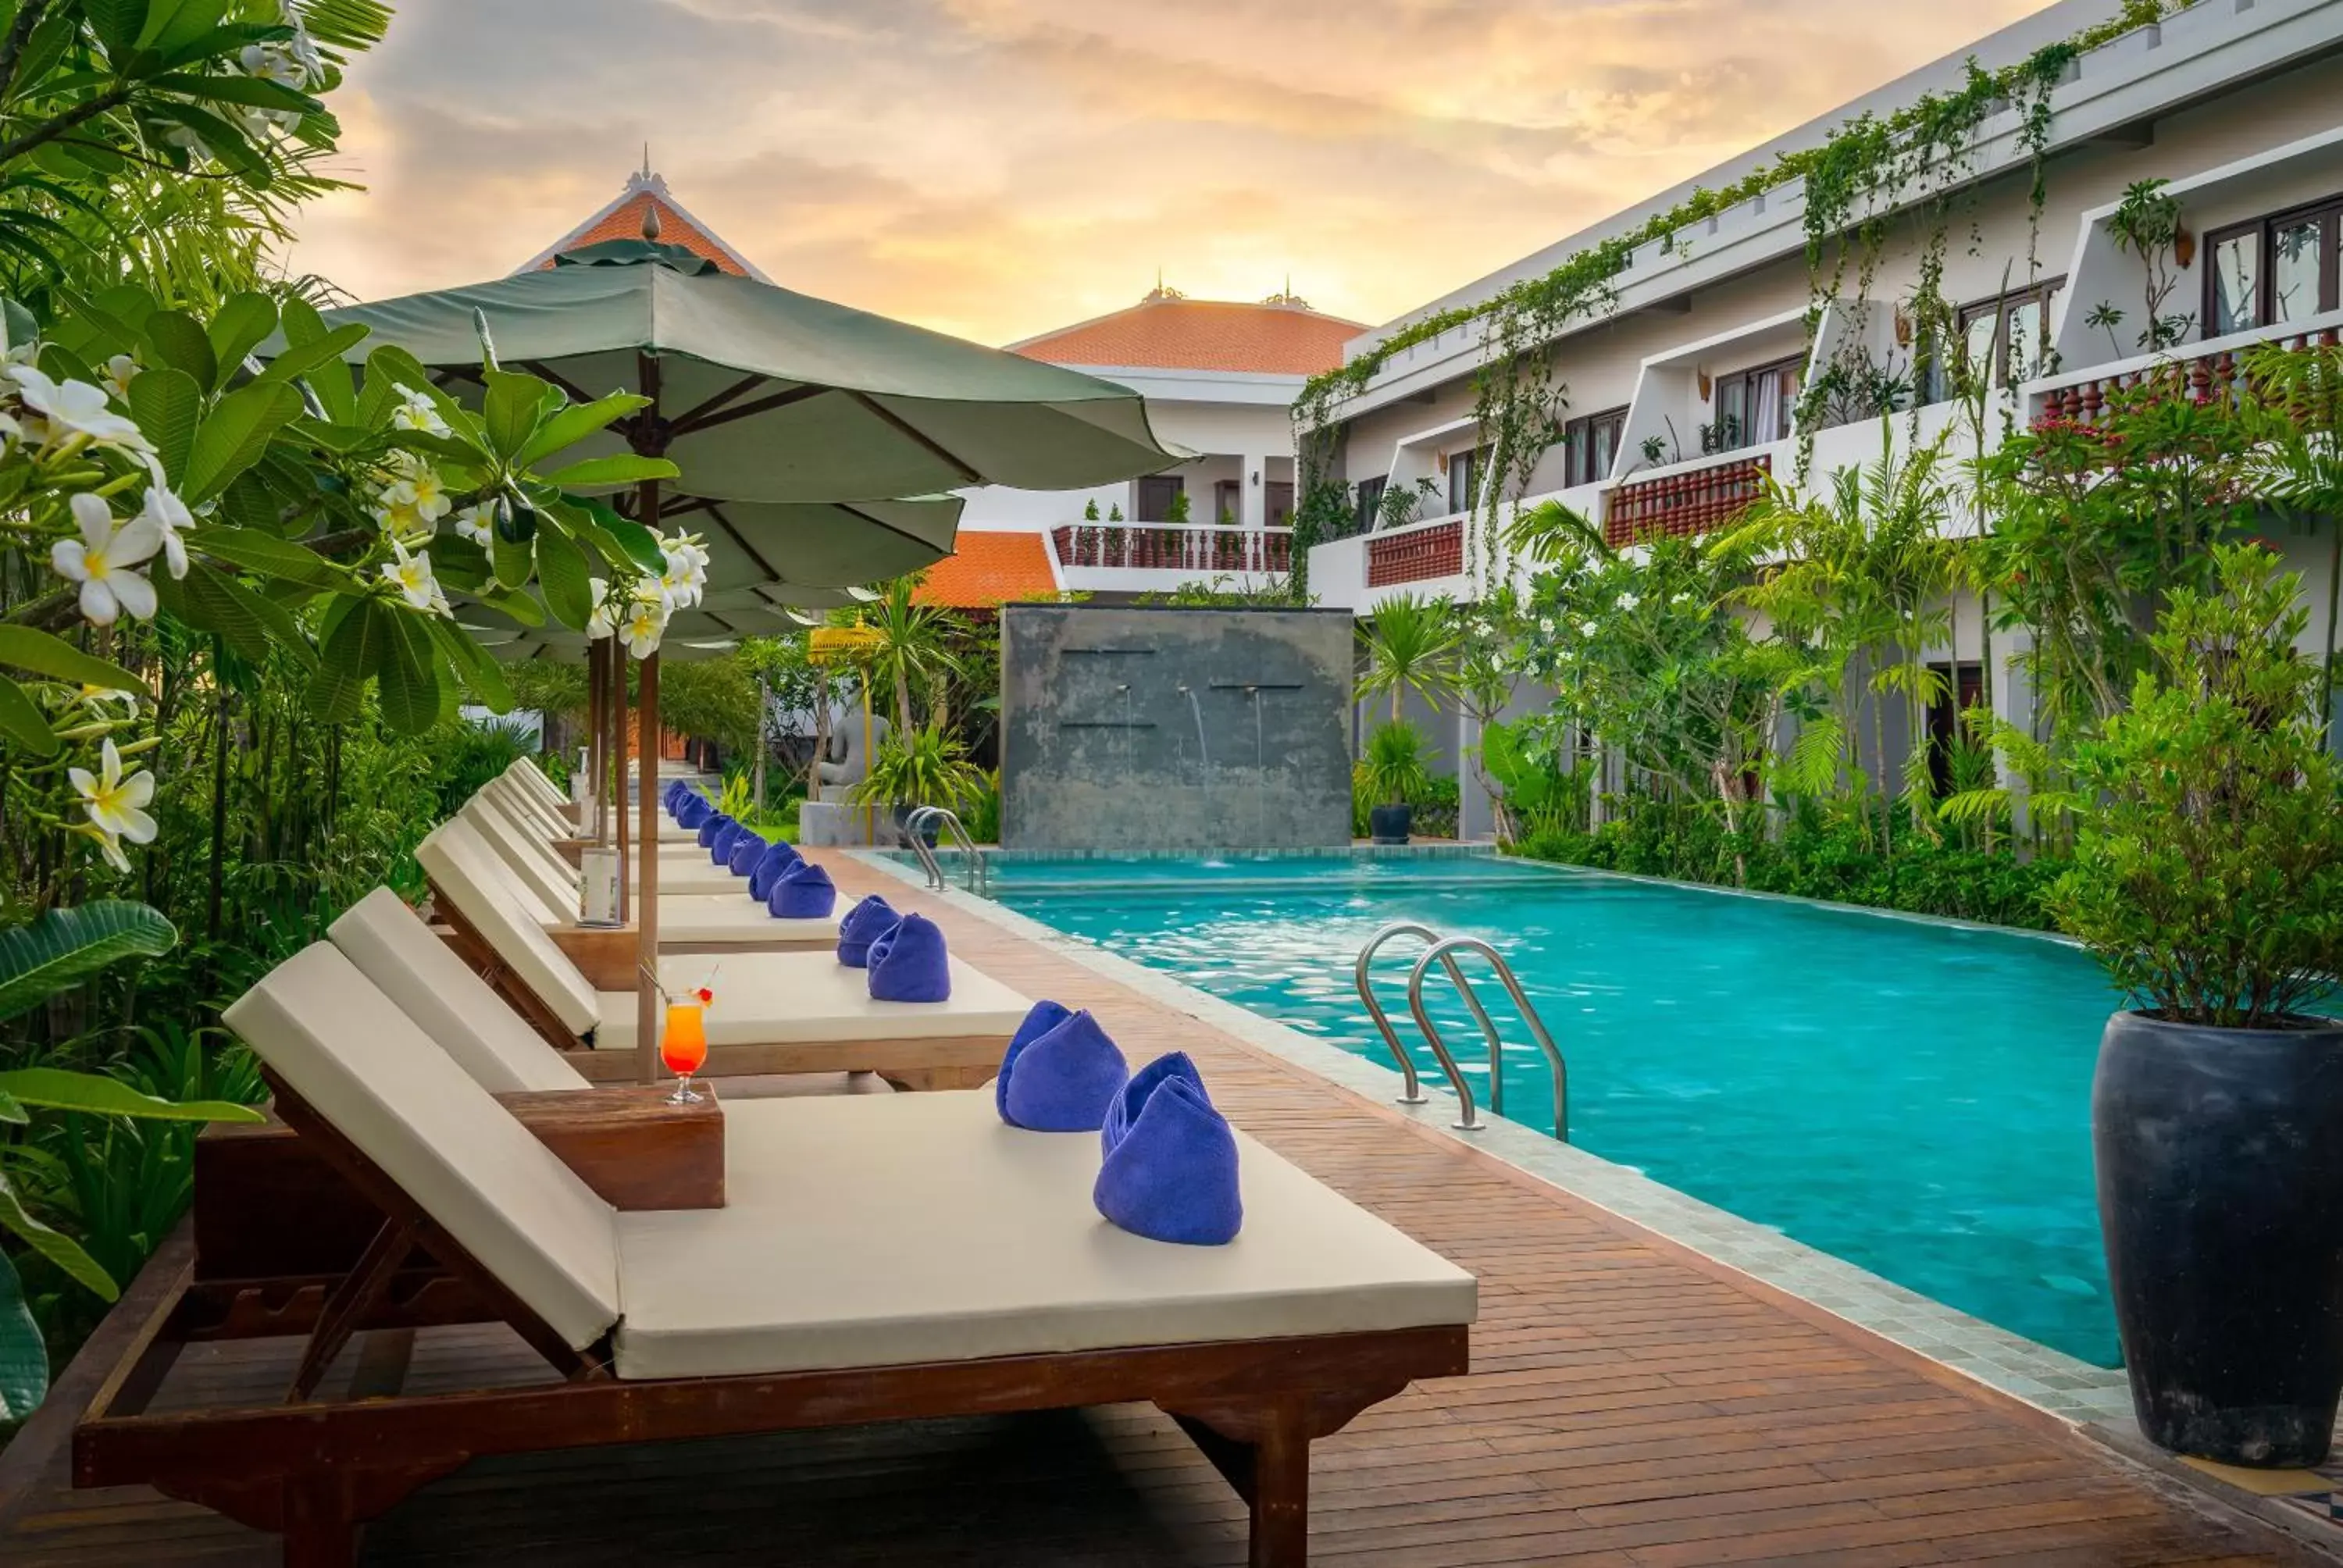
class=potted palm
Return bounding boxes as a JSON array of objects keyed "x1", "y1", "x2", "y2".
[
  {"x1": 1357, "y1": 721, "x2": 1433, "y2": 844},
  {"x1": 850, "y1": 723, "x2": 986, "y2": 846},
  {"x1": 2051, "y1": 544, "x2": 2343, "y2": 1466}
]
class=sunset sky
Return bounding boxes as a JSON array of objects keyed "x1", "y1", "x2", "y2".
[{"x1": 284, "y1": 0, "x2": 2062, "y2": 347}]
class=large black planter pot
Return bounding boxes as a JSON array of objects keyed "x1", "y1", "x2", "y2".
[
  {"x1": 1368, "y1": 804, "x2": 1414, "y2": 846},
  {"x1": 2094, "y1": 1010, "x2": 2343, "y2": 1465}
]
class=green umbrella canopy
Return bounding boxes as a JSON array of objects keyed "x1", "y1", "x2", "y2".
[{"x1": 301, "y1": 241, "x2": 1179, "y2": 506}]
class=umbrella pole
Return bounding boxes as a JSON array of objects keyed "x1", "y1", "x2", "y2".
[
  {"x1": 637, "y1": 478, "x2": 664, "y2": 1086},
  {"x1": 614, "y1": 633, "x2": 630, "y2": 925},
  {"x1": 587, "y1": 635, "x2": 604, "y2": 843}
]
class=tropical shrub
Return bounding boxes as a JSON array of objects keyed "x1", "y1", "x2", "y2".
[
  {"x1": 849, "y1": 723, "x2": 986, "y2": 816},
  {"x1": 1356, "y1": 719, "x2": 1432, "y2": 809},
  {"x1": 2049, "y1": 545, "x2": 2343, "y2": 1027}
]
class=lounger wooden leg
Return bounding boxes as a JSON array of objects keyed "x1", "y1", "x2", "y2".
[
  {"x1": 1248, "y1": 1402, "x2": 1310, "y2": 1567},
  {"x1": 282, "y1": 1473, "x2": 358, "y2": 1568}
]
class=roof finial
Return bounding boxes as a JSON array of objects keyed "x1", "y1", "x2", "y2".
[
  {"x1": 641, "y1": 141, "x2": 651, "y2": 180},
  {"x1": 1143, "y1": 268, "x2": 1184, "y2": 305},
  {"x1": 641, "y1": 191, "x2": 662, "y2": 243}
]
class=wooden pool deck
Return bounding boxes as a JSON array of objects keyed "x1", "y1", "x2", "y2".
[{"x1": 0, "y1": 850, "x2": 2321, "y2": 1566}]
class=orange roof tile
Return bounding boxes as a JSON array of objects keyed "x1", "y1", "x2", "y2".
[
  {"x1": 540, "y1": 191, "x2": 744, "y2": 275},
  {"x1": 913, "y1": 532, "x2": 1060, "y2": 608},
  {"x1": 1013, "y1": 297, "x2": 1363, "y2": 376}
]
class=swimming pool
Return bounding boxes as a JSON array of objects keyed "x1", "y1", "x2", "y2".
[{"x1": 972, "y1": 850, "x2": 2124, "y2": 1366}]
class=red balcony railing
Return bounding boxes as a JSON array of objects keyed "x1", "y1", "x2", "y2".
[
  {"x1": 2032, "y1": 323, "x2": 2343, "y2": 431},
  {"x1": 1365, "y1": 519, "x2": 1466, "y2": 587},
  {"x1": 1603, "y1": 454, "x2": 1771, "y2": 547},
  {"x1": 1050, "y1": 523, "x2": 1293, "y2": 574}
]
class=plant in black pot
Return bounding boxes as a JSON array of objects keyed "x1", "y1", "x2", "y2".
[
  {"x1": 851, "y1": 724, "x2": 984, "y2": 850},
  {"x1": 1358, "y1": 720, "x2": 1433, "y2": 845},
  {"x1": 2050, "y1": 543, "x2": 2343, "y2": 1466}
]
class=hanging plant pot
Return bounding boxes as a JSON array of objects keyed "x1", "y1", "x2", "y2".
[{"x1": 2094, "y1": 1010, "x2": 2343, "y2": 1466}]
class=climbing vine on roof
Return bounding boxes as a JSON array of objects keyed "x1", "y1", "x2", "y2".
[{"x1": 1290, "y1": 0, "x2": 2188, "y2": 564}]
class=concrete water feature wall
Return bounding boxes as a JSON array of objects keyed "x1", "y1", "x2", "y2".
[{"x1": 1000, "y1": 604, "x2": 1354, "y2": 850}]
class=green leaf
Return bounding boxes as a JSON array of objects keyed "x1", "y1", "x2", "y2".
[
  {"x1": 0, "y1": 1068, "x2": 259, "y2": 1124},
  {"x1": 481, "y1": 368, "x2": 548, "y2": 461},
  {"x1": 426, "y1": 533, "x2": 488, "y2": 590},
  {"x1": 156, "y1": 559, "x2": 311, "y2": 668},
  {"x1": 534, "y1": 517, "x2": 593, "y2": 630},
  {"x1": 150, "y1": 102, "x2": 269, "y2": 185},
  {"x1": 375, "y1": 609, "x2": 440, "y2": 734},
  {"x1": 307, "y1": 597, "x2": 383, "y2": 723},
  {"x1": 205, "y1": 291, "x2": 278, "y2": 379},
  {"x1": 127, "y1": 363, "x2": 201, "y2": 485},
  {"x1": 0, "y1": 673, "x2": 57, "y2": 756},
  {"x1": 187, "y1": 526, "x2": 344, "y2": 590},
  {"x1": 471, "y1": 584, "x2": 545, "y2": 628},
  {"x1": 513, "y1": 390, "x2": 647, "y2": 469},
  {"x1": 184, "y1": 381, "x2": 302, "y2": 502},
  {"x1": 141, "y1": 307, "x2": 216, "y2": 392},
  {"x1": 0, "y1": 626, "x2": 139, "y2": 691},
  {"x1": 0, "y1": 902, "x2": 177, "y2": 1023},
  {"x1": 86, "y1": 0, "x2": 150, "y2": 59},
  {"x1": 0, "y1": 1169, "x2": 113, "y2": 1303},
  {"x1": 280, "y1": 298, "x2": 355, "y2": 423},
  {"x1": 490, "y1": 529, "x2": 532, "y2": 592},
  {"x1": 255, "y1": 320, "x2": 367, "y2": 391},
  {"x1": 538, "y1": 454, "x2": 679, "y2": 490},
  {"x1": 0, "y1": 1248, "x2": 45, "y2": 1422},
  {"x1": 151, "y1": 69, "x2": 321, "y2": 118},
  {"x1": 426, "y1": 616, "x2": 514, "y2": 712}
]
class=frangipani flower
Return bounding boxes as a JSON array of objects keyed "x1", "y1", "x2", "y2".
[
  {"x1": 454, "y1": 501, "x2": 495, "y2": 547},
  {"x1": 71, "y1": 738, "x2": 157, "y2": 872},
  {"x1": 620, "y1": 581, "x2": 669, "y2": 659},
  {"x1": 373, "y1": 464, "x2": 452, "y2": 536},
  {"x1": 102, "y1": 354, "x2": 139, "y2": 401},
  {"x1": 137, "y1": 483, "x2": 194, "y2": 579},
  {"x1": 381, "y1": 539, "x2": 451, "y2": 617},
  {"x1": 77, "y1": 682, "x2": 140, "y2": 718},
  {"x1": 9, "y1": 365, "x2": 154, "y2": 455},
  {"x1": 52, "y1": 494, "x2": 161, "y2": 625},
  {"x1": 585, "y1": 576, "x2": 616, "y2": 640},
  {"x1": 389, "y1": 386, "x2": 450, "y2": 437},
  {"x1": 656, "y1": 545, "x2": 707, "y2": 610}
]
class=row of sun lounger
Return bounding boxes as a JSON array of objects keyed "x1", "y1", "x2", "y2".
[{"x1": 65, "y1": 759, "x2": 1477, "y2": 1566}]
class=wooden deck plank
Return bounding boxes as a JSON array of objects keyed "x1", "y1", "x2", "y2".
[{"x1": 0, "y1": 848, "x2": 2319, "y2": 1566}]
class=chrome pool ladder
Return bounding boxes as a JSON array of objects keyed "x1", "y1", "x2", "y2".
[
  {"x1": 904, "y1": 805, "x2": 989, "y2": 893},
  {"x1": 1353, "y1": 922, "x2": 1569, "y2": 1141}
]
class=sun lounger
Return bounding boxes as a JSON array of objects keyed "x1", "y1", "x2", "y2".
[
  {"x1": 417, "y1": 818, "x2": 1021, "y2": 1090},
  {"x1": 458, "y1": 793, "x2": 836, "y2": 947},
  {"x1": 75, "y1": 944, "x2": 1472, "y2": 1566},
  {"x1": 480, "y1": 772, "x2": 756, "y2": 895}
]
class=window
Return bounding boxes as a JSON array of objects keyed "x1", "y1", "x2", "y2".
[
  {"x1": 1353, "y1": 475, "x2": 1387, "y2": 534},
  {"x1": 1446, "y1": 445, "x2": 1490, "y2": 515},
  {"x1": 1136, "y1": 475, "x2": 1183, "y2": 523},
  {"x1": 2205, "y1": 195, "x2": 2342, "y2": 338},
  {"x1": 1956, "y1": 280, "x2": 2061, "y2": 388},
  {"x1": 1265, "y1": 480, "x2": 1293, "y2": 529},
  {"x1": 1925, "y1": 661, "x2": 1988, "y2": 797},
  {"x1": 1213, "y1": 479, "x2": 1242, "y2": 526},
  {"x1": 1712, "y1": 355, "x2": 1804, "y2": 450},
  {"x1": 1562, "y1": 407, "x2": 1627, "y2": 486}
]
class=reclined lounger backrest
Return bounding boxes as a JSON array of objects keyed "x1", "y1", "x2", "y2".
[
  {"x1": 510, "y1": 757, "x2": 568, "y2": 811},
  {"x1": 223, "y1": 943, "x2": 620, "y2": 1352},
  {"x1": 490, "y1": 771, "x2": 571, "y2": 839},
  {"x1": 416, "y1": 818, "x2": 602, "y2": 1040},
  {"x1": 459, "y1": 795, "x2": 580, "y2": 922},
  {"x1": 329, "y1": 887, "x2": 589, "y2": 1096}
]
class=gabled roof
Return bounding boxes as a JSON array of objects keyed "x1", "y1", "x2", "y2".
[
  {"x1": 1011, "y1": 287, "x2": 1363, "y2": 377},
  {"x1": 516, "y1": 169, "x2": 769, "y2": 282},
  {"x1": 913, "y1": 531, "x2": 1061, "y2": 608}
]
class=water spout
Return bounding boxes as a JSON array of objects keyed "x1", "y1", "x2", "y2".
[{"x1": 1179, "y1": 682, "x2": 1211, "y2": 801}]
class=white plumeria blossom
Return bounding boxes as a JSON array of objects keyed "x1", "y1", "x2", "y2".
[
  {"x1": 137, "y1": 483, "x2": 194, "y2": 579},
  {"x1": 102, "y1": 353, "x2": 139, "y2": 401},
  {"x1": 380, "y1": 539, "x2": 452, "y2": 617},
  {"x1": 389, "y1": 385, "x2": 449, "y2": 437},
  {"x1": 585, "y1": 576, "x2": 617, "y2": 640},
  {"x1": 655, "y1": 536, "x2": 708, "y2": 610},
  {"x1": 373, "y1": 462, "x2": 452, "y2": 536},
  {"x1": 9, "y1": 365, "x2": 153, "y2": 456},
  {"x1": 70, "y1": 738, "x2": 158, "y2": 872},
  {"x1": 52, "y1": 493, "x2": 161, "y2": 626},
  {"x1": 454, "y1": 501, "x2": 495, "y2": 547},
  {"x1": 1617, "y1": 592, "x2": 1639, "y2": 611},
  {"x1": 77, "y1": 682, "x2": 140, "y2": 717},
  {"x1": 620, "y1": 579, "x2": 670, "y2": 659}
]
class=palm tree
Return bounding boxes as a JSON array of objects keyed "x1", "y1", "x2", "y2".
[
  {"x1": 861, "y1": 576, "x2": 960, "y2": 735},
  {"x1": 1357, "y1": 593, "x2": 1461, "y2": 725}
]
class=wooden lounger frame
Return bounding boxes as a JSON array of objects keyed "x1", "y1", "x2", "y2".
[
  {"x1": 426, "y1": 878, "x2": 999, "y2": 1092},
  {"x1": 73, "y1": 1074, "x2": 1468, "y2": 1567}
]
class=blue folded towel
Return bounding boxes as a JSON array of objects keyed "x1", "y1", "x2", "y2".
[
  {"x1": 675, "y1": 794, "x2": 710, "y2": 829},
  {"x1": 997, "y1": 1006, "x2": 1129, "y2": 1132},
  {"x1": 726, "y1": 832, "x2": 765, "y2": 876},
  {"x1": 1093, "y1": 1052, "x2": 1243, "y2": 1245},
  {"x1": 867, "y1": 912, "x2": 950, "y2": 1002},
  {"x1": 836, "y1": 895, "x2": 900, "y2": 968},
  {"x1": 662, "y1": 781, "x2": 683, "y2": 811},
  {"x1": 711, "y1": 821, "x2": 750, "y2": 864},
  {"x1": 769, "y1": 860, "x2": 838, "y2": 919},
  {"x1": 697, "y1": 811, "x2": 733, "y2": 848},
  {"x1": 747, "y1": 840, "x2": 804, "y2": 901}
]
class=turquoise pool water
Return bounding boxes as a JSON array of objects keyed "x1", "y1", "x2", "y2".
[{"x1": 976, "y1": 851, "x2": 2124, "y2": 1366}]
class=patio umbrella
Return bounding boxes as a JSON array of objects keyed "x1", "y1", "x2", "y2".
[{"x1": 305, "y1": 236, "x2": 1178, "y2": 1077}]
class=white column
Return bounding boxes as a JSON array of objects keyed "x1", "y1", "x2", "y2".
[{"x1": 1240, "y1": 452, "x2": 1269, "y2": 532}]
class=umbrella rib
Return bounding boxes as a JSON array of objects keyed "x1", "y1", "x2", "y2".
[
  {"x1": 700, "y1": 499, "x2": 787, "y2": 586},
  {"x1": 675, "y1": 381, "x2": 831, "y2": 436},
  {"x1": 847, "y1": 391, "x2": 982, "y2": 484},
  {"x1": 519, "y1": 359, "x2": 601, "y2": 407},
  {"x1": 669, "y1": 372, "x2": 772, "y2": 433},
  {"x1": 833, "y1": 498, "x2": 956, "y2": 557}
]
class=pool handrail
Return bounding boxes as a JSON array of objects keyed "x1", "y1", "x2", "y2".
[
  {"x1": 903, "y1": 806, "x2": 989, "y2": 893},
  {"x1": 1353, "y1": 922, "x2": 1492, "y2": 1115},
  {"x1": 1406, "y1": 936, "x2": 1570, "y2": 1142}
]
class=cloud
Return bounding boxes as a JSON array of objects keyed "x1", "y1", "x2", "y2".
[{"x1": 283, "y1": 0, "x2": 2058, "y2": 343}]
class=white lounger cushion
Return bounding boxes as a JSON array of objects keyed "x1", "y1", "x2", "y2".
[
  {"x1": 224, "y1": 944, "x2": 621, "y2": 1351},
  {"x1": 328, "y1": 888, "x2": 587, "y2": 1095},
  {"x1": 461, "y1": 797, "x2": 577, "y2": 922},
  {"x1": 509, "y1": 757, "x2": 568, "y2": 809},
  {"x1": 611, "y1": 1091, "x2": 1477, "y2": 1380},
  {"x1": 657, "y1": 894, "x2": 840, "y2": 947},
  {"x1": 594, "y1": 952, "x2": 1030, "y2": 1053},
  {"x1": 490, "y1": 772, "x2": 570, "y2": 839},
  {"x1": 417, "y1": 818, "x2": 601, "y2": 1038}
]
